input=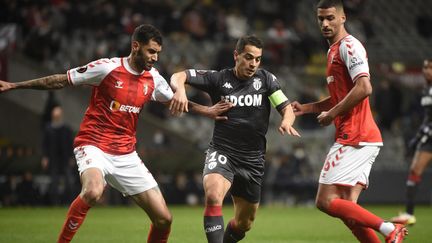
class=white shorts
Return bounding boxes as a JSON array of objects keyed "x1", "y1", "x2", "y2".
[
  {"x1": 74, "y1": 145, "x2": 158, "y2": 196},
  {"x1": 319, "y1": 143, "x2": 380, "y2": 188}
]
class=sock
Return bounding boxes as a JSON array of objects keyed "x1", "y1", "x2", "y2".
[
  {"x1": 223, "y1": 219, "x2": 245, "y2": 243},
  {"x1": 57, "y1": 196, "x2": 91, "y2": 243},
  {"x1": 147, "y1": 224, "x2": 170, "y2": 243},
  {"x1": 204, "y1": 205, "x2": 224, "y2": 243},
  {"x1": 343, "y1": 219, "x2": 380, "y2": 243},
  {"x1": 327, "y1": 199, "x2": 383, "y2": 231},
  {"x1": 406, "y1": 171, "x2": 421, "y2": 215}
]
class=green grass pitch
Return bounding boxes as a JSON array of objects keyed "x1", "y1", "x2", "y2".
[{"x1": 0, "y1": 205, "x2": 430, "y2": 242}]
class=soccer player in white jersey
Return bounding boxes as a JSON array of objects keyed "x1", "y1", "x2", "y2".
[
  {"x1": 291, "y1": 1, "x2": 407, "y2": 242},
  {"x1": 0, "y1": 24, "x2": 231, "y2": 243}
]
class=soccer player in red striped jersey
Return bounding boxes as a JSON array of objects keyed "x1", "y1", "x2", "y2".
[
  {"x1": 0, "y1": 24, "x2": 231, "y2": 243},
  {"x1": 291, "y1": 1, "x2": 407, "y2": 242}
]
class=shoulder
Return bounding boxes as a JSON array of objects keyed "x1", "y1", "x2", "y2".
[
  {"x1": 257, "y1": 69, "x2": 277, "y2": 82},
  {"x1": 340, "y1": 35, "x2": 366, "y2": 53}
]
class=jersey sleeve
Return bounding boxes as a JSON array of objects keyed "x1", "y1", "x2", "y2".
[
  {"x1": 266, "y1": 71, "x2": 290, "y2": 112},
  {"x1": 67, "y1": 58, "x2": 118, "y2": 86},
  {"x1": 151, "y1": 69, "x2": 174, "y2": 102},
  {"x1": 339, "y1": 38, "x2": 370, "y2": 82},
  {"x1": 185, "y1": 69, "x2": 217, "y2": 93}
]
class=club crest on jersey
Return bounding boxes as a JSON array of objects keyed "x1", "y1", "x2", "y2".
[
  {"x1": 253, "y1": 78, "x2": 262, "y2": 91},
  {"x1": 115, "y1": 80, "x2": 123, "y2": 89},
  {"x1": 326, "y1": 76, "x2": 334, "y2": 84}
]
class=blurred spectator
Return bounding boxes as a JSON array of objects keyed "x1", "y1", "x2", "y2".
[
  {"x1": 374, "y1": 79, "x2": 402, "y2": 132},
  {"x1": 272, "y1": 143, "x2": 317, "y2": 205},
  {"x1": 41, "y1": 105, "x2": 77, "y2": 205},
  {"x1": 0, "y1": 174, "x2": 17, "y2": 206},
  {"x1": 16, "y1": 171, "x2": 40, "y2": 206}
]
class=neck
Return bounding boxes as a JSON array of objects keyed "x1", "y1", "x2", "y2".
[
  {"x1": 127, "y1": 55, "x2": 144, "y2": 73},
  {"x1": 328, "y1": 28, "x2": 348, "y2": 45}
]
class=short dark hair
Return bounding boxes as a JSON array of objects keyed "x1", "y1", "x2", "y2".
[
  {"x1": 316, "y1": 0, "x2": 344, "y2": 10},
  {"x1": 132, "y1": 24, "x2": 163, "y2": 45},
  {"x1": 235, "y1": 35, "x2": 263, "y2": 54}
]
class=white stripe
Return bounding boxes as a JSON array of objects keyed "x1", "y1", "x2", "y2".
[{"x1": 358, "y1": 142, "x2": 383, "y2": 146}]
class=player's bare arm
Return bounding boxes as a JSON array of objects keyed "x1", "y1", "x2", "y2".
[
  {"x1": 169, "y1": 71, "x2": 189, "y2": 113},
  {"x1": 0, "y1": 74, "x2": 69, "y2": 92},
  {"x1": 317, "y1": 76, "x2": 371, "y2": 126},
  {"x1": 291, "y1": 96, "x2": 333, "y2": 116},
  {"x1": 278, "y1": 105, "x2": 301, "y2": 137}
]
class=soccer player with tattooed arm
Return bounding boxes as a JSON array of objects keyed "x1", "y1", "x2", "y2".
[
  {"x1": 291, "y1": 0, "x2": 407, "y2": 242},
  {"x1": 169, "y1": 35, "x2": 300, "y2": 243},
  {"x1": 0, "y1": 24, "x2": 231, "y2": 243}
]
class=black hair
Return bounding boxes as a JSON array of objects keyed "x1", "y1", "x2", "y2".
[
  {"x1": 235, "y1": 35, "x2": 263, "y2": 54},
  {"x1": 316, "y1": 0, "x2": 344, "y2": 10},
  {"x1": 132, "y1": 24, "x2": 163, "y2": 45}
]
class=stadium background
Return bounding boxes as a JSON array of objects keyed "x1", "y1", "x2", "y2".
[{"x1": 0, "y1": 0, "x2": 432, "y2": 208}]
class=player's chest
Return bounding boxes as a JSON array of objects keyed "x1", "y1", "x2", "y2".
[
  {"x1": 97, "y1": 73, "x2": 154, "y2": 106},
  {"x1": 421, "y1": 87, "x2": 432, "y2": 107}
]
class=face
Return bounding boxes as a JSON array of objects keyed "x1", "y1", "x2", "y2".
[
  {"x1": 234, "y1": 45, "x2": 262, "y2": 80},
  {"x1": 317, "y1": 7, "x2": 345, "y2": 42},
  {"x1": 132, "y1": 39, "x2": 162, "y2": 71},
  {"x1": 424, "y1": 60, "x2": 432, "y2": 83}
]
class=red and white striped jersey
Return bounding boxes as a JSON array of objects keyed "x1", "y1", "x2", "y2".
[
  {"x1": 326, "y1": 35, "x2": 382, "y2": 146},
  {"x1": 67, "y1": 57, "x2": 173, "y2": 155}
]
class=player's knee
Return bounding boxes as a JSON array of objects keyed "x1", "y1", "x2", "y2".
[
  {"x1": 237, "y1": 217, "x2": 255, "y2": 232},
  {"x1": 205, "y1": 191, "x2": 223, "y2": 205},
  {"x1": 315, "y1": 197, "x2": 330, "y2": 212},
  {"x1": 153, "y1": 214, "x2": 172, "y2": 229},
  {"x1": 81, "y1": 187, "x2": 104, "y2": 205}
]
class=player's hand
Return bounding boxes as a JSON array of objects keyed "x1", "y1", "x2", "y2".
[
  {"x1": 207, "y1": 100, "x2": 233, "y2": 121},
  {"x1": 0, "y1": 80, "x2": 15, "y2": 92},
  {"x1": 169, "y1": 89, "x2": 189, "y2": 116},
  {"x1": 278, "y1": 122, "x2": 301, "y2": 137},
  {"x1": 290, "y1": 101, "x2": 305, "y2": 116},
  {"x1": 317, "y1": 111, "x2": 334, "y2": 126}
]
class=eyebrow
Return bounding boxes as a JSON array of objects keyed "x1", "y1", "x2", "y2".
[{"x1": 244, "y1": 52, "x2": 262, "y2": 59}]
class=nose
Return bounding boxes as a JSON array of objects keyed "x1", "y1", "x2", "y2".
[{"x1": 152, "y1": 54, "x2": 158, "y2": 62}]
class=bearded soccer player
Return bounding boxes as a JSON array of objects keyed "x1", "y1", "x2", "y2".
[
  {"x1": 391, "y1": 59, "x2": 432, "y2": 226},
  {"x1": 0, "y1": 24, "x2": 231, "y2": 243},
  {"x1": 169, "y1": 35, "x2": 300, "y2": 243},
  {"x1": 291, "y1": 0, "x2": 407, "y2": 242}
]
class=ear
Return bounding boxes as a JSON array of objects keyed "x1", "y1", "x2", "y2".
[
  {"x1": 233, "y1": 50, "x2": 238, "y2": 61},
  {"x1": 341, "y1": 13, "x2": 346, "y2": 24},
  {"x1": 131, "y1": 41, "x2": 140, "y2": 52}
]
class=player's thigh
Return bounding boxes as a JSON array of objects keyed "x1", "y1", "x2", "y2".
[
  {"x1": 203, "y1": 173, "x2": 232, "y2": 203},
  {"x1": 232, "y1": 196, "x2": 259, "y2": 225},
  {"x1": 130, "y1": 187, "x2": 171, "y2": 223},
  {"x1": 80, "y1": 168, "x2": 105, "y2": 192},
  {"x1": 411, "y1": 150, "x2": 432, "y2": 175}
]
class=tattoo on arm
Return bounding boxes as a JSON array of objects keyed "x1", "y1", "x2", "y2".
[{"x1": 15, "y1": 74, "x2": 70, "y2": 90}]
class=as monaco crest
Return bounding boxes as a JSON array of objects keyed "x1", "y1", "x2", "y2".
[{"x1": 253, "y1": 78, "x2": 262, "y2": 91}]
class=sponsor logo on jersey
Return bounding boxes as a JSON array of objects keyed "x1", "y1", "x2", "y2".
[
  {"x1": 348, "y1": 57, "x2": 364, "y2": 70},
  {"x1": 253, "y1": 78, "x2": 262, "y2": 91},
  {"x1": 222, "y1": 94, "x2": 262, "y2": 107},
  {"x1": 77, "y1": 66, "x2": 88, "y2": 73},
  {"x1": 110, "y1": 100, "x2": 141, "y2": 113},
  {"x1": 222, "y1": 82, "x2": 233, "y2": 89},
  {"x1": 115, "y1": 80, "x2": 123, "y2": 89},
  {"x1": 326, "y1": 76, "x2": 334, "y2": 84},
  {"x1": 205, "y1": 225, "x2": 222, "y2": 233}
]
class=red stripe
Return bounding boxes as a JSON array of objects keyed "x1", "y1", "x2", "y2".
[
  {"x1": 408, "y1": 172, "x2": 421, "y2": 183},
  {"x1": 352, "y1": 72, "x2": 369, "y2": 82},
  {"x1": 67, "y1": 70, "x2": 73, "y2": 85},
  {"x1": 204, "y1": 205, "x2": 222, "y2": 216}
]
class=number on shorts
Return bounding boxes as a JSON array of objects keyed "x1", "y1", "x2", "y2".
[{"x1": 208, "y1": 151, "x2": 227, "y2": 164}]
